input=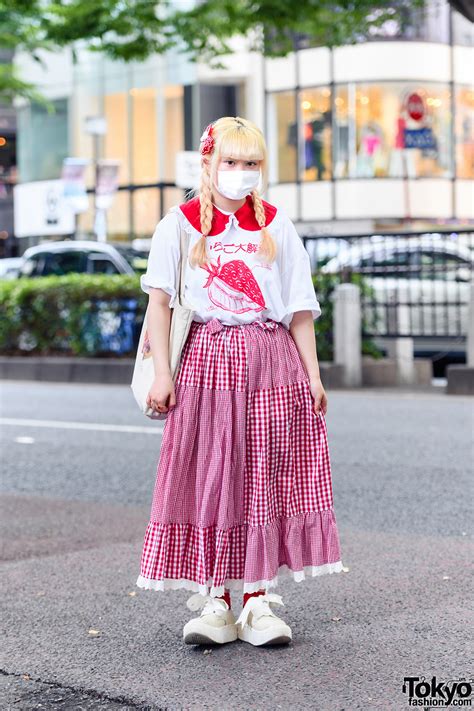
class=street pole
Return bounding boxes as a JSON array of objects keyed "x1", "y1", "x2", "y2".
[{"x1": 84, "y1": 115, "x2": 107, "y2": 241}]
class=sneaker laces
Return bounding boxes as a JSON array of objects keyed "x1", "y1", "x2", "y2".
[
  {"x1": 235, "y1": 592, "x2": 284, "y2": 630},
  {"x1": 186, "y1": 592, "x2": 230, "y2": 619}
]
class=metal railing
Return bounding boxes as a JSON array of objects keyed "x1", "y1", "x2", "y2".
[{"x1": 302, "y1": 229, "x2": 474, "y2": 340}]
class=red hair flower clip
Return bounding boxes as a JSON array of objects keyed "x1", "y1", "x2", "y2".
[{"x1": 199, "y1": 122, "x2": 215, "y2": 155}]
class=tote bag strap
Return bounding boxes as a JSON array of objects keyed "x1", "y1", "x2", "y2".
[{"x1": 176, "y1": 216, "x2": 191, "y2": 306}]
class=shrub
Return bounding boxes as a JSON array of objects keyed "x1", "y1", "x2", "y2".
[
  {"x1": 0, "y1": 271, "x2": 383, "y2": 358},
  {"x1": 0, "y1": 274, "x2": 146, "y2": 356}
]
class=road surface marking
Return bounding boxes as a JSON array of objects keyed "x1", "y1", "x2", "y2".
[{"x1": 0, "y1": 417, "x2": 163, "y2": 435}]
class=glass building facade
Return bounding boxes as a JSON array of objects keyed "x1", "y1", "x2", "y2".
[
  {"x1": 264, "y1": 1, "x2": 473, "y2": 225},
  {"x1": 267, "y1": 81, "x2": 474, "y2": 183},
  {"x1": 15, "y1": 47, "x2": 244, "y2": 245},
  {"x1": 11, "y1": 0, "x2": 474, "y2": 247}
]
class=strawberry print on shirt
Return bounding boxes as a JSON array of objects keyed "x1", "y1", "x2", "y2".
[
  {"x1": 202, "y1": 256, "x2": 266, "y2": 314},
  {"x1": 140, "y1": 194, "x2": 322, "y2": 330}
]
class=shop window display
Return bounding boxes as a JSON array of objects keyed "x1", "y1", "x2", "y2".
[
  {"x1": 298, "y1": 88, "x2": 332, "y2": 181},
  {"x1": 455, "y1": 86, "x2": 474, "y2": 179},
  {"x1": 268, "y1": 88, "x2": 332, "y2": 182},
  {"x1": 334, "y1": 83, "x2": 452, "y2": 179},
  {"x1": 266, "y1": 91, "x2": 297, "y2": 183}
]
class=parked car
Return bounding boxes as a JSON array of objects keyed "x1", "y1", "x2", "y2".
[
  {"x1": 0, "y1": 257, "x2": 24, "y2": 280},
  {"x1": 320, "y1": 235, "x2": 472, "y2": 281},
  {"x1": 318, "y1": 234, "x2": 474, "y2": 359},
  {"x1": 17, "y1": 240, "x2": 149, "y2": 278}
]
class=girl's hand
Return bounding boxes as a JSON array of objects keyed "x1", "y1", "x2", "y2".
[
  {"x1": 146, "y1": 373, "x2": 176, "y2": 414},
  {"x1": 309, "y1": 377, "x2": 327, "y2": 416}
]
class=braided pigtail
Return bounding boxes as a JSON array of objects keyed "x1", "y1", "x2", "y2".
[
  {"x1": 189, "y1": 159, "x2": 214, "y2": 269},
  {"x1": 251, "y1": 190, "x2": 277, "y2": 264},
  {"x1": 189, "y1": 116, "x2": 277, "y2": 268}
]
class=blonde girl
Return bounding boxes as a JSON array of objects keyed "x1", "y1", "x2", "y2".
[{"x1": 137, "y1": 116, "x2": 344, "y2": 647}]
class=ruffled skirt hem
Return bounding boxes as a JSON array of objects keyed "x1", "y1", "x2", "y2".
[{"x1": 136, "y1": 560, "x2": 345, "y2": 597}]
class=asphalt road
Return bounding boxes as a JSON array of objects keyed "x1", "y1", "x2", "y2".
[{"x1": 0, "y1": 380, "x2": 472, "y2": 711}]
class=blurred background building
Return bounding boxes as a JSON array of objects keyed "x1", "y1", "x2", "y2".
[
  {"x1": 264, "y1": 1, "x2": 473, "y2": 233},
  {"x1": 0, "y1": 48, "x2": 17, "y2": 255},
  {"x1": 4, "y1": 0, "x2": 474, "y2": 253}
]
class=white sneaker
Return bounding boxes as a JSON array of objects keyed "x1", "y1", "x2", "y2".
[
  {"x1": 183, "y1": 592, "x2": 238, "y2": 645},
  {"x1": 235, "y1": 592, "x2": 292, "y2": 646}
]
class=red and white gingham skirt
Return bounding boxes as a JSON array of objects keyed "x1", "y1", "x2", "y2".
[{"x1": 137, "y1": 317, "x2": 344, "y2": 596}]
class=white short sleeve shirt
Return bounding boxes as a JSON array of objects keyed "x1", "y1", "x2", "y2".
[{"x1": 140, "y1": 194, "x2": 321, "y2": 330}]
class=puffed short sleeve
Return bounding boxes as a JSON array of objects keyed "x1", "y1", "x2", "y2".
[
  {"x1": 279, "y1": 211, "x2": 322, "y2": 323},
  {"x1": 140, "y1": 211, "x2": 181, "y2": 307}
]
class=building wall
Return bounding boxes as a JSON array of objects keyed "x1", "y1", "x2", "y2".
[
  {"x1": 14, "y1": 44, "x2": 246, "y2": 241},
  {"x1": 265, "y1": 40, "x2": 474, "y2": 224},
  {"x1": 12, "y1": 3, "x2": 474, "y2": 243}
]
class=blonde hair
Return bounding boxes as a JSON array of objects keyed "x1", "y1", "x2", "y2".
[{"x1": 186, "y1": 116, "x2": 278, "y2": 269}]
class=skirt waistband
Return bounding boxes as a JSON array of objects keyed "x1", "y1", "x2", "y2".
[{"x1": 194, "y1": 317, "x2": 280, "y2": 336}]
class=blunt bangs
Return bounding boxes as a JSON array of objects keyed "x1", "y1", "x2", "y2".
[{"x1": 217, "y1": 130, "x2": 264, "y2": 163}]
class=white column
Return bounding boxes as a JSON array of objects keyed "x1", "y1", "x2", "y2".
[
  {"x1": 386, "y1": 303, "x2": 416, "y2": 385},
  {"x1": 333, "y1": 283, "x2": 361, "y2": 386}
]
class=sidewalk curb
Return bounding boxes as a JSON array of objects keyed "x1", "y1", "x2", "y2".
[
  {"x1": 0, "y1": 356, "x2": 134, "y2": 384},
  {"x1": 446, "y1": 364, "x2": 474, "y2": 395},
  {"x1": 0, "y1": 355, "x2": 444, "y2": 392},
  {"x1": 0, "y1": 356, "x2": 348, "y2": 386}
]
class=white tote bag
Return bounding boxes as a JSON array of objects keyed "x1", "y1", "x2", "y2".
[{"x1": 130, "y1": 216, "x2": 195, "y2": 420}]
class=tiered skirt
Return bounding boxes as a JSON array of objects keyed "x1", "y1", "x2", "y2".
[{"x1": 137, "y1": 317, "x2": 344, "y2": 596}]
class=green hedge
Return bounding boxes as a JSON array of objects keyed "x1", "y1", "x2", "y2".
[
  {"x1": 0, "y1": 272, "x2": 383, "y2": 358},
  {"x1": 0, "y1": 274, "x2": 146, "y2": 356}
]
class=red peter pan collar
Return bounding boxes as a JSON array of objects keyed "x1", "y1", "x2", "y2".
[{"x1": 178, "y1": 194, "x2": 277, "y2": 236}]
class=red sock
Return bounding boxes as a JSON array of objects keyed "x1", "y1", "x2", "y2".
[
  {"x1": 243, "y1": 589, "x2": 266, "y2": 607},
  {"x1": 215, "y1": 589, "x2": 231, "y2": 609}
]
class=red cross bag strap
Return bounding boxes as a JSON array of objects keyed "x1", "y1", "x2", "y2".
[{"x1": 130, "y1": 211, "x2": 196, "y2": 420}]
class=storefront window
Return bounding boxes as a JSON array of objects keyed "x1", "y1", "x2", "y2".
[
  {"x1": 17, "y1": 99, "x2": 68, "y2": 183},
  {"x1": 365, "y1": 0, "x2": 450, "y2": 44},
  {"x1": 132, "y1": 88, "x2": 158, "y2": 184},
  {"x1": 75, "y1": 189, "x2": 130, "y2": 241},
  {"x1": 334, "y1": 82, "x2": 452, "y2": 179},
  {"x1": 72, "y1": 60, "x2": 103, "y2": 189},
  {"x1": 455, "y1": 86, "x2": 474, "y2": 178},
  {"x1": 299, "y1": 88, "x2": 332, "y2": 181},
  {"x1": 106, "y1": 189, "x2": 130, "y2": 241},
  {"x1": 132, "y1": 188, "x2": 159, "y2": 237},
  {"x1": 266, "y1": 91, "x2": 297, "y2": 183},
  {"x1": 163, "y1": 84, "x2": 184, "y2": 182},
  {"x1": 163, "y1": 185, "x2": 186, "y2": 215},
  {"x1": 452, "y1": 8, "x2": 474, "y2": 47},
  {"x1": 287, "y1": 0, "x2": 454, "y2": 48},
  {"x1": 104, "y1": 89, "x2": 129, "y2": 186}
]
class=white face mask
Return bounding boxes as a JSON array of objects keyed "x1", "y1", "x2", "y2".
[{"x1": 214, "y1": 169, "x2": 261, "y2": 200}]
